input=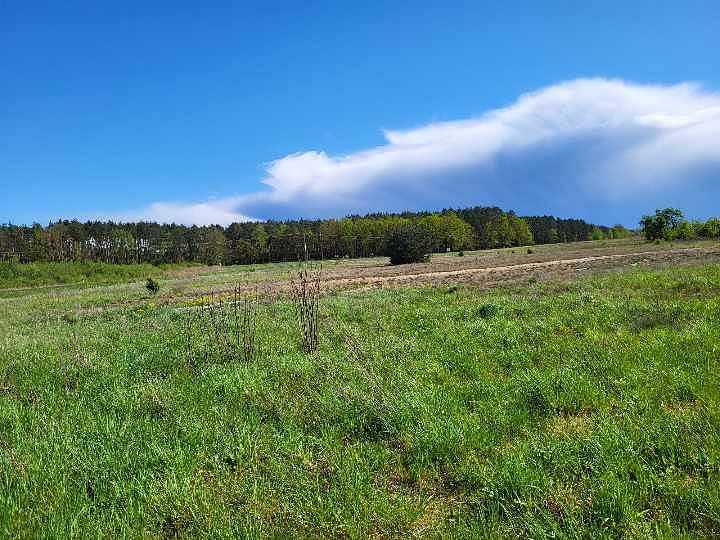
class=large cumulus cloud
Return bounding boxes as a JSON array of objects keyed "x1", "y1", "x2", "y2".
[{"x1": 117, "y1": 78, "x2": 720, "y2": 225}]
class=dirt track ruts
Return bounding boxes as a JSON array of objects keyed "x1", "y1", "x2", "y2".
[
  {"x1": 53, "y1": 244, "x2": 720, "y2": 316},
  {"x1": 245, "y1": 245, "x2": 720, "y2": 297}
]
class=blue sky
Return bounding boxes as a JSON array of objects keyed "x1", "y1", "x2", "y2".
[{"x1": 2, "y1": 1, "x2": 719, "y2": 227}]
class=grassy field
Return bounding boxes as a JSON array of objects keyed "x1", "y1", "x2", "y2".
[
  {"x1": 1, "y1": 246, "x2": 719, "y2": 537},
  {"x1": 0, "y1": 260, "x2": 181, "y2": 291}
]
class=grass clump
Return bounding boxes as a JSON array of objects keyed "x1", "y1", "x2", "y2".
[{"x1": 476, "y1": 303, "x2": 500, "y2": 319}]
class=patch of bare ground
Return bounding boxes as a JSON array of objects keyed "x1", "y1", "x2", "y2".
[
  {"x1": 70, "y1": 243, "x2": 720, "y2": 315},
  {"x1": 195, "y1": 244, "x2": 720, "y2": 300}
]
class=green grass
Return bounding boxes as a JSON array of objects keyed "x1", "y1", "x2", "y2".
[
  {"x1": 1, "y1": 264, "x2": 719, "y2": 537},
  {"x1": 0, "y1": 260, "x2": 178, "y2": 290}
]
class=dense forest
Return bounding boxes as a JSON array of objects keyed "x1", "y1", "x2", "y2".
[{"x1": 0, "y1": 206, "x2": 627, "y2": 265}]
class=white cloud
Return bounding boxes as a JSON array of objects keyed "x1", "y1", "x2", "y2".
[
  {"x1": 111, "y1": 199, "x2": 254, "y2": 226},
  {"x1": 113, "y1": 78, "x2": 720, "y2": 225}
]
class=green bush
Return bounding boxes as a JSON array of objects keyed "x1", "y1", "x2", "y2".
[
  {"x1": 476, "y1": 303, "x2": 500, "y2": 319},
  {"x1": 589, "y1": 227, "x2": 605, "y2": 241},
  {"x1": 145, "y1": 277, "x2": 160, "y2": 295},
  {"x1": 384, "y1": 224, "x2": 432, "y2": 265},
  {"x1": 640, "y1": 208, "x2": 684, "y2": 241},
  {"x1": 673, "y1": 221, "x2": 697, "y2": 240},
  {"x1": 698, "y1": 218, "x2": 720, "y2": 238},
  {"x1": 641, "y1": 210, "x2": 720, "y2": 241}
]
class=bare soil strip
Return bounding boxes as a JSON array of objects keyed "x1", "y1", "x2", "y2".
[
  {"x1": 44, "y1": 244, "x2": 720, "y2": 316},
  {"x1": 233, "y1": 245, "x2": 720, "y2": 298},
  {"x1": 317, "y1": 246, "x2": 720, "y2": 290}
]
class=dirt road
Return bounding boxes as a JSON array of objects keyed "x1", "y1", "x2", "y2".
[
  {"x1": 242, "y1": 244, "x2": 720, "y2": 297},
  {"x1": 39, "y1": 241, "x2": 720, "y2": 316}
]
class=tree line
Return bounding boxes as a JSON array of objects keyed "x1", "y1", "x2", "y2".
[
  {"x1": 0, "y1": 206, "x2": 623, "y2": 265},
  {"x1": 640, "y1": 208, "x2": 720, "y2": 241}
]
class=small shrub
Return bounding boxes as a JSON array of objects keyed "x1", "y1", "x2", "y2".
[
  {"x1": 145, "y1": 277, "x2": 160, "y2": 295},
  {"x1": 589, "y1": 227, "x2": 605, "y2": 241},
  {"x1": 385, "y1": 224, "x2": 432, "y2": 265},
  {"x1": 476, "y1": 303, "x2": 500, "y2": 319},
  {"x1": 527, "y1": 248, "x2": 534, "y2": 254},
  {"x1": 458, "y1": 250, "x2": 464, "y2": 257}
]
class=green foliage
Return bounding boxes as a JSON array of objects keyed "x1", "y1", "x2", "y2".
[
  {"x1": 476, "y1": 303, "x2": 500, "y2": 319},
  {"x1": 510, "y1": 213, "x2": 534, "y2": 246},
  {"x1": 640, "y1": 209, "x2": 720, "y2": 242},
  {"x1": 1, "y1": 206, "x2": 611, "y2": 267},
  {"x1": 467, "y1": 209, "x2": 535, "y2": 249},
  {"x1": 589, "y1": 226, "x2": 605, "y2": 241},
  {"x1": 548, "y1": 227, "x2": 560, "y2": 243},
  {"x1": 385, "y1": 224, "x2": 432, "y2": 265},
  {"x1": 609, "y1": 224, "x2": 633, "y2": 239},
  {"x1": 673, "y1": 221, "x2": 697, "y2": 240},
  {"x1": 0, "y1": 261, "x2": 164, "y2": 289},
  {"x1": 641, "y1": 208, "x2": 685, "y2": 240},
  {"x1": 523, "y1": 216, "x2": 608, "y2": 244},
  {"x1": 201, "y1": 228, "x2": 227, "y2": 265},
  {"x1": 697, "y1": 217, "x2": 720, "y2": 239},
  {"x1": 417, "y1": 212, "x2": 473, "y2": 252},
  {"x1": 144, "y1": 277, "x2": 160, "y2": 295}
]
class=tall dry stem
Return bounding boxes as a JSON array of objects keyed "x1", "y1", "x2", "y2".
[
  {"x1": 292, "y1": 241, "x2": 322, "y2": 353},
  {"x1": 184, "y1": 285, "x2": 260, "y2": 365}
]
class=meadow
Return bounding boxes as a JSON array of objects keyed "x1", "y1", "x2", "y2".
[
  {"x1": 1, "y1": 242, "x2": 719, "y2": 537},
  {"x1": 0, "y1": 260, "x2": 179, "y2": 291}
]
